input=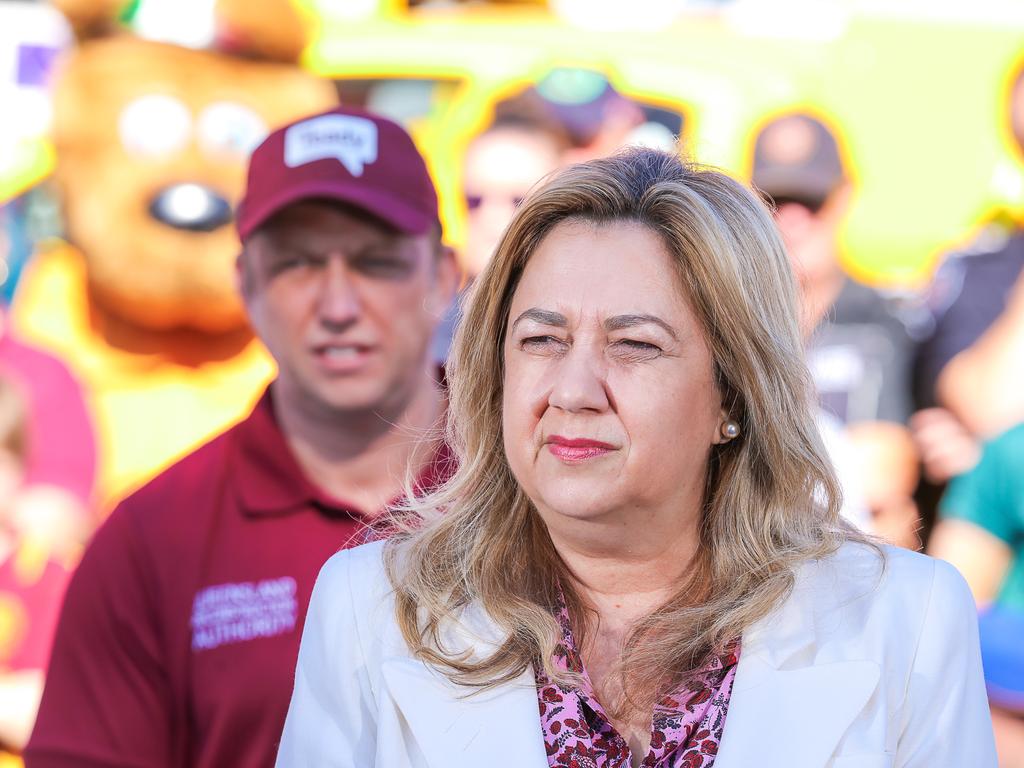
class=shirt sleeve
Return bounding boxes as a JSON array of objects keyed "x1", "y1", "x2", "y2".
[
  {"x1": 24, "y1": 502, "x2": 172, "y2": 768},
  {"x1": 896, "y1": 559, "x2": 997, "y2": 767},
  {"x1": 940, "y1": 428, "x2": 1022, "y2": 545},
  {"x1": 275, "y1": 551, "x2": 377, "y2": 767},
  {"x1": 914, "y1": 252, "x2": 1015, "y2": 408}
]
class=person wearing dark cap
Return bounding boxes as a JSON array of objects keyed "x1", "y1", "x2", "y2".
[
  {"x1": 25, "y1": 107, "x2": 459, "y2": 768},
  {"x1": 752, "y1": 111, "x2": 921, "y2": 549}
]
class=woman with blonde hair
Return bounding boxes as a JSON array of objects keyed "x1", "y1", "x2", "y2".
[{"x1": 276, "y1": 147, "x2": 995, "y2": 767}]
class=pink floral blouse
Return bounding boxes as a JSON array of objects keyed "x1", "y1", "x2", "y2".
[{"x1": 535, "y1": 598, "x2": 739, "y2": 768}]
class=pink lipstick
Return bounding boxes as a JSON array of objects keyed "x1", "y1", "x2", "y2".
[{"x1": 546, "y1": 435, "x2": 615, "y2": 463}]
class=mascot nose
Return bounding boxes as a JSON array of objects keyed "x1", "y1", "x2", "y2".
[{"x1": 149, "y1": 183, "x2": 233, "y2": 232}]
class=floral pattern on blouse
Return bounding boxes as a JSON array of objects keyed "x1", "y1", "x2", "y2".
[{"x1": 535, "y1": 596, "x2": 739, "y2": 768}]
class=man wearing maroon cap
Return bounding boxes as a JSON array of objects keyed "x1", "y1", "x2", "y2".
[{"x1": 25, "y1": 107, "x2": 459, "y2": 768}]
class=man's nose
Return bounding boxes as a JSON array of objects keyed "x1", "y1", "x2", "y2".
[
  {"x1": 317, "y1": 257, "x2": 361, "y2": 327},
  {"x1": 547, "y1": 343, "x2": 610, "y2": 414}
]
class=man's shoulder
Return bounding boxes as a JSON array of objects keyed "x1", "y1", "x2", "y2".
[
  {"x1": 121, "y1": 419, "x2": 242, "y2": 510},
  {"x1": 828, "y1": 279, "x2": 912, "y2": 335},
  {"x1": 107, "y1": 415, "x2": 251, "y2": 550},
  {"x1": 934, "y1": 227, "x2": 1024, "y2": 304}
]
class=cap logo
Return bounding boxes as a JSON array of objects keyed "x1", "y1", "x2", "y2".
[{"x1": 283, "y1": 114, "x2": 378, "y2": 177}]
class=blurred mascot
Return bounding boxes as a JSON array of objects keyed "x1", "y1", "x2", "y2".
[{"x1": 10, "y1": 0, "x2": 335, "y2": 511}]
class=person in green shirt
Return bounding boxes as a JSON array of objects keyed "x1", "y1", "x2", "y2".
[{"x1": 931, "y1": 422, "x2": 1024, "y2": 764}]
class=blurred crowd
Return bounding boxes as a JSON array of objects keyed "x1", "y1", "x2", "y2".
[{"x1": 2, "y1": 0, "x2": 1024, "y2": 765}]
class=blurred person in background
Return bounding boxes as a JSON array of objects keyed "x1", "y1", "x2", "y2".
[
  {"x1": 0, "y1": 374, "x2": 85, "y2": 756},
  {"x1": 912, "y1": 62, "x2": 1024, "y2": 486},
  {"x1": 460, "y1": 107, "x2": 568, "y2": 277},
  {"x1": 929, "y1": 421, "x2": 1024, "y2": 767},
  {"x1": 25, "y1": 107, "x2": 458, "y2": 768},
  {"x1": 530, "y1": 68, "x2": 679, "y2": 165},
  {"x1": 908, "y1": 59, "x2": 1024, "y2": 767},
  {"x1": 433, "y1": 95, "x2": 567, "y2": 363},
  {"x1": 926, "y1": 266, "x2": 1024, "y2": 441},
  {"x1": 0, "y1": 311, "x2": 95, "y2": 518},
  {"x1": 751, "y1": 111, "x2": 921, "y2": 548}
]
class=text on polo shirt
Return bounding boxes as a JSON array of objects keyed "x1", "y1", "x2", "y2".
[{"x1": 190, "y1": 576, "x2": 297, "y2": 651}]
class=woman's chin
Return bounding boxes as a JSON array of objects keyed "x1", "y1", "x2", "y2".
[{"x1": 533, "y1": 493, "x2": 625, "y2": 527}]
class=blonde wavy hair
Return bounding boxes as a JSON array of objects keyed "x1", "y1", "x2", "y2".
[{"x1": 386, "y1": 146, "x2": 864, "y2": 705}]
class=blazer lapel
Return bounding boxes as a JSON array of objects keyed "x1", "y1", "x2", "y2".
[
  {"x1": 378, "y1": 555, "x2": 883, "y2": 768},
  {"x1": 380, "y1": 603, "x2": 547, "y2": 767},
  {"x1": 715, "y1": 562, "x2": 882, "y2": 768},
  {"x1": 715, "y1": 655, "x2": 880, "y2": 768},
  {"x1": 380, "y1": 656, "x2": 547, "y2": 767}
]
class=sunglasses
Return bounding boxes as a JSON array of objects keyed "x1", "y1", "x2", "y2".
[
  {"x1": 464, "y1": 192, "x2": 526, "y2": 211},
  {"x1": 761, "y1": 192, "x2": 828, "y2": 216}
]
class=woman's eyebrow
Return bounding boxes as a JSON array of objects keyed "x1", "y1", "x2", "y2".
[
  {"x1": 604, "y1": 313, "x2": 679, "y2": 340},
  {"x1": 510, "y1": 308, "x2": 568, "y2": 332}
]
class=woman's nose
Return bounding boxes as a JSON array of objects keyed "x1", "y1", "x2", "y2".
[{"x1": 547, "y1": 345, "x2": 609, "y2": 414}]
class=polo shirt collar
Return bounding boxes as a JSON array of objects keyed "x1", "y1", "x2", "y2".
[{"x1": 231, "y1": 385, "x2": 454, "y2": 518}]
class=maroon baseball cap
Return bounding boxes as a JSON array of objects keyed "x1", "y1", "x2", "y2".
[{"x1": 236, "y1": 106, "x2": 439, "y2": 241}]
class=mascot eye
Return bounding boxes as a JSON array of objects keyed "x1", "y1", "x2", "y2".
[
  {"x1": 197, "y1": 103, "x2": 269, "y2": 160},
  {"x1": 118, "y1": 94, "x2": 193, "y2": 157}
]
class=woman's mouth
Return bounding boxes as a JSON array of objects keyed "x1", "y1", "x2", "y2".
[{"x1": 546, "y1": 435, "x2": 616, "y2": 463}]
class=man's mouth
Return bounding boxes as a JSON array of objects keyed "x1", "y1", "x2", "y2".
[{"x1": 311, "y1": 343, "x2": 374, "y2": 372}]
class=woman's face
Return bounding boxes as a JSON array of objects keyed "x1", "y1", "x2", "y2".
[{"x1": 502, "y1": 218, "x2": 726, "y2": 530}]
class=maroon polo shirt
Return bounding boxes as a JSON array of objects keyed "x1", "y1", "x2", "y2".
[{"x1": 26, "y1": 387, "x2": 452, "y2": 768}]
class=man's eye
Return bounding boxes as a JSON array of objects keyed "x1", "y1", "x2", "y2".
[
  {"x1": 270, "y1": 253, "x2": 317, "y2": 272},
  {"x1": 354, "y1": 256, "x2": 413, "y2": 277}
]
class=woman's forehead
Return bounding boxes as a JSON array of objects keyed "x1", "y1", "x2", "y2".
[{"x1": 509, "y1": 219, "x2": 691, "y2": 318}]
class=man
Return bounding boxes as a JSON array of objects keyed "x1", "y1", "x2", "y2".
[
  {"x1": 751, "y1": 111, "x2": 920, "y2": 547},
  {"x1": 25, "y1": 106, "x2": 459, "y2": 768},
  {"x1": 915, "y1": 63, "x2": 1024, "y2": 440},
  {"x1": 432, "y1": 98, "x2": 567, "y2": 364},
  {"x1": 906, "y1": 62, "x2": 1024, "y2": 497}
]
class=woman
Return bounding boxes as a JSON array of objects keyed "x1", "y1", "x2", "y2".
[{"x1": 276, "y1": 148, "x2": 995, "y2": 767}]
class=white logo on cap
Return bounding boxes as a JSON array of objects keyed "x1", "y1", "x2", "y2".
[{"x1": 284, "y1": 114, "x2": 378, "y2": 176}]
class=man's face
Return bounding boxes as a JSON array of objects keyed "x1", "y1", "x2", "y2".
[
  {"x1": 240, "y1": 200, "x2": 456, "y2": 417},
  {"x1": 462, "y1": 127, "x2": 562, "y2": 277},
  {"x1": 771, "y1": 183, "x2": 852, "y2": 293}
]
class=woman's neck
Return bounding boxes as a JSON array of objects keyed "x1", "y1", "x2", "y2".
[
  {"x1": 548, "y1": 507, "x2": 700, "y2": 611},
  {"x1": 547, "y1": 516, "x2": 702, "y2": 764}
]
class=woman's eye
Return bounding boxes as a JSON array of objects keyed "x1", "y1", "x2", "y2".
[
  {"x1": 520, "y1": 335, "x2": 565, "y2": 350},
  {"x1": 612, "y1": 339, "x2": 662, "y2": 358}
]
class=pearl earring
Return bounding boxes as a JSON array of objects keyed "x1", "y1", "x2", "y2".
[{"x1": 721, "y1": 420, "x2": 740, "y2": 440}]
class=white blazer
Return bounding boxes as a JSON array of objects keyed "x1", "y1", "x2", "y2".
[{"x1": 276, "y1": 540, "x2": 997, "y2": 768}]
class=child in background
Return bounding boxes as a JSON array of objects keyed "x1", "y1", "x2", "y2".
[{"x1": 0, "y1": 375, "x2": 85, "y2": 756}]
